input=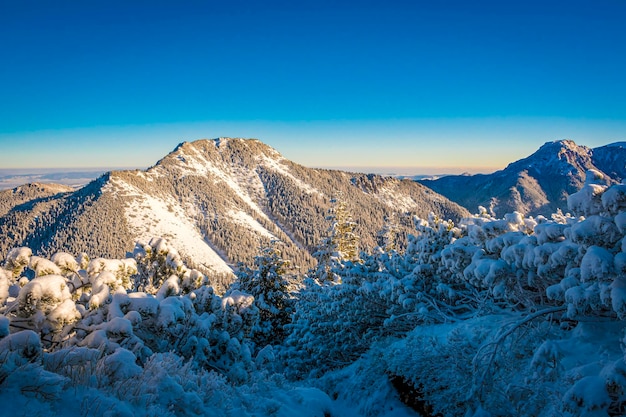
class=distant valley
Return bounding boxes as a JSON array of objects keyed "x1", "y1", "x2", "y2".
[{"x1": 0, "y1": 168, "x2": 116, "y2": 191}]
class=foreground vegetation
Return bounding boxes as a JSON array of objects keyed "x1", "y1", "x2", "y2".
[{"x1": 1, "y1": 171, "x2": 625, "y2": 416}]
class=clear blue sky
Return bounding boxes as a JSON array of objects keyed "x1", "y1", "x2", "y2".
[{"x1": 1, "y1": 0, "x2": 625, "y2": 173}]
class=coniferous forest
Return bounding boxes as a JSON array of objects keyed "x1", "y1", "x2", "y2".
[{"x1": 1, "y1": 167, "x2": 626, "y2": 416}]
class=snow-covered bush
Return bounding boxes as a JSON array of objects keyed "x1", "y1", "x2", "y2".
[
  {"x1": 1, "y1": 170, "x2": 626, "y2": 416},
  {"x1": 132, "y1": 237, "x2": 205, "y2": 294},
  {"x1": 284, "y1": 174, "x2": 626, "y2": 414},
  {"x1": 4, "y1": 247, "x2": 32, "y2": 279},
  {"x1": 0, "y1": 237, "x2": 260, "y2": 385}
]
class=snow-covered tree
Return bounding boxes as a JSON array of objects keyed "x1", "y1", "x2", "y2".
[
  {"x1": 235, "y1": 242, "x2": 294, "y2": 348},
  {"x1": 312, "y1": 196, "x2": 360, "y2": 283},
  {"x1": 377, "y1": 213, "x2": 400, "y2": 254},
  {"x1": 2, "y1": 170, "x2": 626, "y2": 416}
]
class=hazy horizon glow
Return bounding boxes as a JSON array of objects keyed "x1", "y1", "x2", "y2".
[{"x1": 1, "y1": 1, "x2": 625, "y2": 171}]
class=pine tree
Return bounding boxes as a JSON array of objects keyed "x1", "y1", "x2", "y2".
[
  {"x1": 377, "y1": 213, "x2": 399, "y2": 253},
  {"x1": 333, "y1": 197, "x2": 360, "y2": 262},
  {"x1": 312, "y1": 196, "x2": 360, "y2": 283},
  {"x1": 236, "y1": 241, "x2": 294, "y2": 348}
]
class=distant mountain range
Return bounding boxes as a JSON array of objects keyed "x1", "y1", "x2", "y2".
[
  {"x1": 0, "y1": 169, "x2": 116, "y2": 191},
  {"x1": 419, "y1": 140, "x2": 626, "y2": 217},
  {"x1": 0, "y1": 138, "x2": 469, "y2": 286}
]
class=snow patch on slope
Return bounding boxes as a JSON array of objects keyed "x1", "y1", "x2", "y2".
[
  {"x1": 260, "y1": 155, "x2": 320, "y2": 195},
  {"x1": 173, "y1": 144, "x2": 272, "y2": 221},
  {"x1": 375, "y1": 185, "x2": 423, "y2": 211},
  {"x1": 228, "y1": 210, "x2": 276, "y2": 239},
  {"x1": 112, "y1": 178, "x2": 233, "y2": 275}
]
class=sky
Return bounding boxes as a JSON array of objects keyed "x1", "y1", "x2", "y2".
[{"x1": 1, "y1": 0, "x2": 625, "y2": 174}]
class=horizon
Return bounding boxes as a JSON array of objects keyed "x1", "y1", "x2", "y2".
[
  {"x1": 1, "y1": 136, "x2": 622, "y2": 192},
  {"x1": 0, "y1": 161, "x2": 493, "y2": 192},
  {"x1": 1, "y1": 1, "x2": 625, "y2": 170}
]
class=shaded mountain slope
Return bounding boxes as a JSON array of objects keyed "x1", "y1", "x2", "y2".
[{"x1": 419, "y1": 139, "x2": 626, "y2": 217}]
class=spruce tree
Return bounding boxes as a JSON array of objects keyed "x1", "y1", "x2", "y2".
[
  {"x1": 236, "y1": 242, "x2": 293, "y2": 348},
  {"x1": 312, "y1": 195, "x2": 360, "y2": 283}
]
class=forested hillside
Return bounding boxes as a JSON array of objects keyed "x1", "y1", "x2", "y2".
[
  {"x1": 1, "y1": 170, "x2": 625, "y2": 416},
  {"x1": 0, "y1": 138, "x2": 469, "y2": 290},
  {"x1": 420, "y1": 140, "x2": 626, "y2": 217}
]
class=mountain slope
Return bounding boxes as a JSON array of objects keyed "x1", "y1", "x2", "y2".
[
  {"x1": 419, "y1": 139, "x2": 626, "y2": 217},
  {"x1": 0, "y1": 138, "x2": 469, "y2": 287}
]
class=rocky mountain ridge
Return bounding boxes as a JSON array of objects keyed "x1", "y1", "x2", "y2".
[
  {"x1": 419, "y1": 139, "x2": 626, "y2": 217},
  {"x1": 0, "y1": 138, "x2": 469, "y2": 286}
]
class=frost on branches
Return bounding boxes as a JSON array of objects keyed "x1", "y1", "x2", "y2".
[
  {"x1": 234, "y1": 241, "x2": 295, "y2": 349},
  {"x1": 311, "y1": 195, "x2": 360, "y2": 284},
  {"x1": 1, "y1": 171, "x2": 626, "y2": 417},
  {"x1": 283, "y1": 174, "x2": 626, "y2": 416},
  {"x1": 0, "y1": 237, "x2": 328, "y2": 416}
]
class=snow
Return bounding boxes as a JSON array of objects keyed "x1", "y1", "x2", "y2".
[
  {"x1": 380, "y1": 186, "x2": 422, "y2": 211},
  {"x1": 610, "y1": 276, "x2": 626, "y2": 318},
  {"x1": 47, "y1": 298, "x2": 81, "y2": 328},
  {"x1": 0, "y1": 269, "x2": 8, "y2": 305},
  {"x1": 615, "y1": 212, "x2": 626, "y2": 233},
  {"x1": 228, "y1": 209, "x2": 276, "y2": 239},
  {"x1": 17, "y1": 274, "x2": 72, "y2": 313},
  {"x1": 602, "y1": 184, "x2": 626, "y2": 214},
  {"x1": 51, "y1": 252, "x2": 79, "y2": 274},
  {"x1": 567, "y1": 171, "x2": 608, "y2": 216},
  {"x1": 171, "y1": 143, "x2": 273, "y2": 219},
  {"x1": 6, "y1": 246, "x2": 32, "y2": 269},
  {"x1": 29, "y1": 256, "x2": 62, "y2": 277},
  {"x1": 260, "y1": 154, "x2": 319, "y2": 195},
  {"x1": 127, "y1": 292, "x2": 159, "y2": 317},
  {"x1": 564, "y1": 376, "x2": 611, "y2": 414},
  {"x1": 106, "y1": 317, "x2": 134, "y2": 338},
  {"x1": 2, "y1": 177, "x2": 626, "y2": 416},
  {"x1": 0, "y1": 329, "x2": 41, "y2": 359},
  {"x1": 156, "y1": 275, "x2": 181, "y2": 300},
  {"x1": 98, "y1": 348, "x2": 143, "y2": 383},
  {"x1": 580, "y1": 246, "x2": 614, "y2": 282},
  {"x1": 113, "y1": 177, "x2": 233, "y2": 275}
]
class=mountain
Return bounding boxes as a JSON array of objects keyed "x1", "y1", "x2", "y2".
[
  {"x1": 419, "y1": 139, "x2": 626, "y2": 217},
  {"x1": 0, "y1": 138, "x2": 469, "y2": 288}
]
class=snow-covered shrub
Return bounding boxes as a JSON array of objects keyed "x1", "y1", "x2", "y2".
[
  {"x1": 0, "y1": 238, "x2": 260, "y2": 387},
  {"x1": 0, "y1": 330, "x2": 69, "y2": 407},
  {"x1": 51, "y1": 252, "x2": 80, "y2": 275},
  {"x1": 132, "y1": 237, "x2": 205, "y2": 294},
  {"x1": 28, "y1": 256, "x2": 62, "y2": 277},
  {"x1": 14, "y1": 274, "x2": 81, "y2": 332},
  {"x1": 602, "y1": 184, "x2": 626, "y2": 216},
  {"x1": 0, "y1": 330, "x2": 42, "y2": 366},
  {"x1": 0, "y1": 269, "x2": 9, "y2": 306},
  {"x1": 567, "y1": 169, "x2": 609, "y2": 217},
  {"x1": 282, "y1": 254, "x2": 396, "y2": 379},
  {"x1": 4, "y1": 247, "x2": 32, "y2": 279},
  {"x1": 112, "y1": 352, "x2": 230, "y2": 416},
  {"x1": 87, "y1": 257, "x2": 138, "y2": 292}
]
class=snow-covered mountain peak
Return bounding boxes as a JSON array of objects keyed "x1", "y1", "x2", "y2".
[
  {"x1": 156, "y1": 138, "x2": 285, "y2": 173},
  {"x1": 0, "y1": 137, "x2": 469, "y2": 286},
  {"x1": 527, "y1": 139, "x2": 589, "y2": 161},
  {"x1": 505, "y1": 139, "x2": 592, "y2": 177},
  {"x1": 420, "y1": 139, "x2": 625, "y2": 217}
]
